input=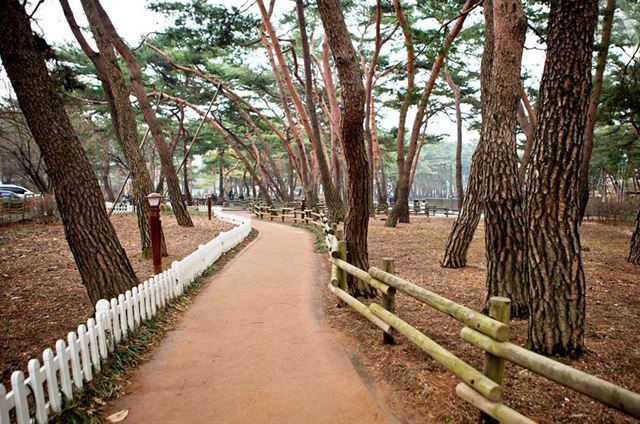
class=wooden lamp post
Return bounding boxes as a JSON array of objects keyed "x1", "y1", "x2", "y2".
[{"x1": 147, "y1": 192, "x2": 162, "y2": 274}]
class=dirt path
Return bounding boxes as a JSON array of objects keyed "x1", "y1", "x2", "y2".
[{"x1": 108, "y1": 214, "x2": 400, "y2": 423}]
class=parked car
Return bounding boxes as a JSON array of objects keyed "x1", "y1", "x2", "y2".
[
  {"x1": 0, "y1": 184, "x2": 35, "y2": 198},
  {"x1": 0, "y1": 190, "x2": 21, "y2": 199}
]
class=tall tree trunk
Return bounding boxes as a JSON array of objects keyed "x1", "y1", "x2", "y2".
[
  {"x1": 387, "y1": 0, "x2": 475, "y2": 227},
  {"x1": 0, "y1": 0, "x2": 138, "y2": 304},
  {"x1": 182, "y1": 131, "x2": 192, "y2": 204},
  {"x1": 524, "y1": 0, "x2": 598, "y2": 357},
  {"x1": 102, "y1": 137, "x2": 115, "y2": 202},
  {"x1": 387, "y1": 0, "x2": 415, "y2": 226},
  {"x1": 93, "y1": 0, "x2": 193, "y2": 227},
  {"x1": 317, "y1": 0, "x2": 375, "y2": 297},
  {"x1": 480, "y1": 0, "x2": 528, "y2": 318},
  {"x1": 218, "y1": 150, "x2": 225, "y2": 200},
  {"x1": 445, "y1": 65, "x2": 464, "y2": 210},
  {"x1": 319, "y1": 36, "x2": 344, "y2": 198},
  {"x1": 578, "y1": 0, "x2": 616, "y2": 222},
  {"x1": 78, "y1": 0, "x2": 162, "y2": 258},
  {"x1": 442, "y1": 0, "x2": 494, "y2": 269},
  {"x1": 258, "y1": 28, "x2": 315, "y2": 205},
  {"x1": 629, "y1": 209, "x2": 640, "y2": 265},
  {"x1": 294, "y1": 0, "x2": 345, "y2": 222},
  {"x1": 256, "y1": 0, "x2": 329, "y2": 211},
  {"x1": 362, "y1": 0, "x2": 384, "y2": 217}
]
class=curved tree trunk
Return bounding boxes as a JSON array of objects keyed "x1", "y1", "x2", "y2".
[
  {"x1": 94, "y1": 0, "x2": 193, "y2": 227},
  {"x1": 578, "y1": 0, "x2": 616, "y2": 222},
  {"x1": 444, "y1": 65, "x2": 464, "y2": 210},
  {"x1": 79, "y1": 0, "x2": 164, "y2": 258},
  {"x1": 480, "y1": 0, "x2": 528, "y2": 318},
  {"x1": 441, "y1": 0, "x2": 494, "y2": 269},
  {"x1": 386, "y1": 0, "x2": 415, "y2": 228},
  {"x1": 524, "y1": 0, "x2": 598, "y2": 358},
  {"x1": 629, "y1": 209, "x2": 640, "y2": 265},
  {"x1": 387, "y1": 0, "x2": 475, "y2": 227},
  {"x1": 295, "y1": 0, "x2": 344, "y2": 222},
  {"x1": 0, "y1": 0, "x2": 138, "y2": 304},
  {"x1": 317, "y1": 0, "x2": 376, "y2": 298}
]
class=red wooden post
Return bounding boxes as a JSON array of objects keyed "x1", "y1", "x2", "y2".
[
  {"x1": 147, "y1": 193, "x2": 162, "y2": 275},
  {"x1": 207, "y1": 195, "x2": 212, "y2": 221},
  {"x1": 301, "y1": 197, "x2": 306, "y2": 220}
]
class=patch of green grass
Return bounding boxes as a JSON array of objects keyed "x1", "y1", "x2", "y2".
[
  {"x1": 54, "y1": 229, "x2": 257, "y2": 423},
  {"x1": 292, "y1": 223, "x2": 328, "y2": 254}
]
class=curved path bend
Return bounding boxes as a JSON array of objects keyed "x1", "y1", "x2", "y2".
[{"x1": 108, "y1": 213, "x2": 399, "y2": 423}]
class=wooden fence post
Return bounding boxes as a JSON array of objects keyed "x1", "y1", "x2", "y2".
[
  {"x1": 337, "y1": 239, "x2": 347, "y2": 307},
  {"x1": 381, "y1": 257, "x2": 396, "y2": 344},
  {"x1": 281, "y1": 208, "x2": 286, "y2": 222},
  {"x1": 479, "y1": 296, "x2": 511, "y2": 424}
]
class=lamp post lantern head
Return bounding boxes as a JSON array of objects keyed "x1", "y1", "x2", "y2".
[{"x1": 147, "y1": 192, "x2": 162, "y2": 207}]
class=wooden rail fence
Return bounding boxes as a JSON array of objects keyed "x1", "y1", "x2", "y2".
[{"x1": 248, "y1": 201, "x2": 640, "y2": 423}]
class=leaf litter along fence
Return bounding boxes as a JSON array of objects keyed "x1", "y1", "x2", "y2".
[
  {"x1": 250, "y1": 202, "x2": 640, "y2": 423},
  {"x1": 0, "y1": 207, "x2": 251, "y2": 424}
]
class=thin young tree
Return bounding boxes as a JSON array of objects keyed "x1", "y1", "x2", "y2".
[
  {"x1": 0, "y1": 0, "x2": 138, "y2": 304},
  {"x1": 316, "y1": 0, "x2": 376, "y2": 297},
  {"x1": 524, "y1": 0, "x2": 598, "y2": 357}
]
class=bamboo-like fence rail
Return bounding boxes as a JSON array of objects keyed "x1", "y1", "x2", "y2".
[{"x1": 248, "y1": 201, "x2": 640, "y2": 423}]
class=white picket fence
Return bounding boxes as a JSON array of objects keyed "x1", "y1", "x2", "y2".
[
  {"x1": 105, "y1": 202, "x2": 134, "y2": 215},
  {"x1": 0, "y1": 207, "x2": 251, "y2": 424}
]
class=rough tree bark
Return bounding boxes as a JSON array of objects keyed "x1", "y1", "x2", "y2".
[
  {"x1": 480, "y1": 0, "x2": 528, "y2": 318},
  {"x1": 295, "y1": 0, "x2": 345, "y2": 222},
  {"x1": 444, "y1": 64, "x2": 464, "y2": 210},
  {"x1": 524, "y1": 0, "x2": 598, "y2": 357},
  {"x1": 0, "y1": 0, "x2": 138, "y2": 304},
  {"x1": 72, "y1": 0, "x2": 163, "y2": 258},
  {"x1": 441, "y1": 0, "x2": 494, "y2": 269},
  {"x1": 629, "y1": 209, "x2": 640, "y2": 265},
  {"x1": 102, "y1": 137, "x2": 115, "y2": 202},
  {"x1": 93, "y1": 0, "x2": 193, "y2": 226},
  {"x1": 578, "y1": 0, "x2": 616, "y2": 222},
  {"x1": 316, "y1": 0, "x2": 376, "y2": 297}
]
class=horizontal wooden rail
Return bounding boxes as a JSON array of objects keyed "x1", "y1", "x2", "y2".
[
  {"x1": 331, "y1": 258, "x2": 393, "y2": 295},
  {"x1": 328, "y1": 284, "x2": 390, "y2": 333},
  {"x1": 369, "y1": 267, "x2": 508, "y2": 342},
  {"x1": 370, "y1": 304, "x2": 503, "y2": 402},
  {"x1": 460, "y1": 327, "x2": 640, "y2": 418},
  {"x1": 455, "y1": 383, "x2": 535, "y2": 424}
]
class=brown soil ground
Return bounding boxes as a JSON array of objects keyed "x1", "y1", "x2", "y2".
[
  {"x1": 321, "y1": 216, "x2": 640, "y2": 424},
  {"x1": 0, "y1": 213, "x2": 234, "y2": 388}
]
